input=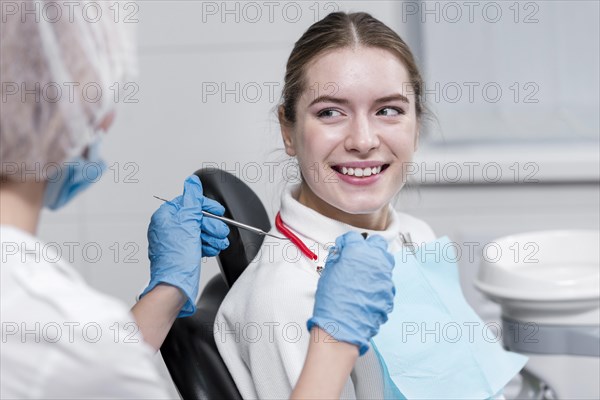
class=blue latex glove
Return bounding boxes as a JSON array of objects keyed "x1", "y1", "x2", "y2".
[
  {"x1": 307, "y1": 231, "x2": 396, "y2": 355},
  {"x1": 140, "y1": 175, "x2": 229, "y2": 317}
]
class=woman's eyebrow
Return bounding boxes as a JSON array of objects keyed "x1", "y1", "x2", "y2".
[
  {"x1": 374, "y1": 94, "x2": 410, "y2": 104},
  {"x1": 308, "y1": 94, "x2": 410, "y2": 107},
  {"x1": 308, "y1": 95, "x2": 350, "y2": 107}
]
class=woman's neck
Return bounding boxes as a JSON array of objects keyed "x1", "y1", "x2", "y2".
[
  {"x1": 296, "y1": 183, "x2": 390, "y2": 231},
  {"x1": 0, "y1": 178, "x2": 45, "y2": 235}
]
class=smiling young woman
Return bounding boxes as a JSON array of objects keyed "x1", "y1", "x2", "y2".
[{"x1": 214, "y1": 11, "x2": 437, "y2": 399}]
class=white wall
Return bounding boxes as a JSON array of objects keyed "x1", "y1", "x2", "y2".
[
  {"x1": 419, "y1": 0, "x2": 599, "y2": 144},
  {"x1": 37, "y1": 1, "x2": 599, "y2": 397}
]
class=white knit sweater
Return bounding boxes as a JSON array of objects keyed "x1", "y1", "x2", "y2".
[{"x1": 214, "y1": 185, "x2": 436, "y2": 399}]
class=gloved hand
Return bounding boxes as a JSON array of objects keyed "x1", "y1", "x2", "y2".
[
  {"x1": 307, "y1": 231, "x2": 395, "y2": 355},
  {"x1": 140, "y1": 175, "x2": 230, "y2": 317}
]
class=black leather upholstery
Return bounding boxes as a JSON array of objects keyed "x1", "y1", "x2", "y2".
[
  {"x1": 160, "y1": 275, "x2": 240, "y2": 400},
  {"x1": 160, "y1": 168, "x2": 270, "y2": 400}
]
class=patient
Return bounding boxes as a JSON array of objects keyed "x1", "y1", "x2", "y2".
[{"x1": 215, "y1": 12, "x2": 435, "y2": 398}]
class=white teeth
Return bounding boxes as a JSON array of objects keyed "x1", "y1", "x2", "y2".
[{"x1": 338, "y1": 165, "x2": 383, "y2": 177}]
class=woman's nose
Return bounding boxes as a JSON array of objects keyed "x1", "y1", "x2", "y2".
[{"x1": 344, "y1": 116, "x2": 380, "y2": 154}]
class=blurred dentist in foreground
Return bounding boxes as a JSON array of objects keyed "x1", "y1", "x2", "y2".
[{"x1": 0, "y1": 2, "x2": 396, "y2": 398}]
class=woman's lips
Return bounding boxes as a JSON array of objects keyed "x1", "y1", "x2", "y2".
[{"x1": 331, "y1": 163, "x2": 390, "y2": 185}]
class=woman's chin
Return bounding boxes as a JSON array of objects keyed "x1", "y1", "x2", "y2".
[{"x1": 303, "y1": 186, "x2": 391, "y2": 225}]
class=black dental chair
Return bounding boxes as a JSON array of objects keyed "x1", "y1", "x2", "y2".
[{"x1": 160, "y1": 168, "x2": 271, "y2": 400}]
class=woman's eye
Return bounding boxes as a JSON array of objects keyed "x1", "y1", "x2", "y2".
[
  {"x1": 317, "y1": 109, "x2": 342, "y2": 118},
  {"x1": 377, "y1": 107, "x2": 404, "y2": 116}
]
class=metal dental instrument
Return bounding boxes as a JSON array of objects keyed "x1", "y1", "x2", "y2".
[{"x1": 153, "y1": 196, "x2": 289, "y2": 241}]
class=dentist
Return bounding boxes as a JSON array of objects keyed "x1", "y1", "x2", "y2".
[{"x1": 0, "y1": 2, "x2": 396, "y2": 398}]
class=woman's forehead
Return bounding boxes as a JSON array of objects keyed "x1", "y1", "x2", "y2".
[{"x1": 302, "y1": 47, "x2": 413, "y2": 102}]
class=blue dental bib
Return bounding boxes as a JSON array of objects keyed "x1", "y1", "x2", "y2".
[{"x1": 372, "y1": 237, "x2": 528, "y2": 399}]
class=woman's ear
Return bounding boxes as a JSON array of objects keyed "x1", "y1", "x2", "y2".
[{"x1": 278, "y1": 105, "x2": 296, "y2": 156}]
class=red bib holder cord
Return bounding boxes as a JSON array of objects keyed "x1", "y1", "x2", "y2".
[{"x1": 275, "y1": 212, "x2": 318, "y2": 261}]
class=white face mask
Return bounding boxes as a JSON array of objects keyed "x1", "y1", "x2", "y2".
[{"x1": 43, "y1": 137, "x2": 106, "y2": 210}]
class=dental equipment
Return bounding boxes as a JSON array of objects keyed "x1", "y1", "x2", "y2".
[
  {"x1": 476, "y1": 230, "x2": 600, "y2": 399},
  {"x1": 153, "y1": 196, "x2": 289, "y2": 241}
]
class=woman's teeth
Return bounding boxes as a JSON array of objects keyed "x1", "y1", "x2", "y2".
[{"x1": 340, "y1": 166, "x2": 382, "y2": 177}]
